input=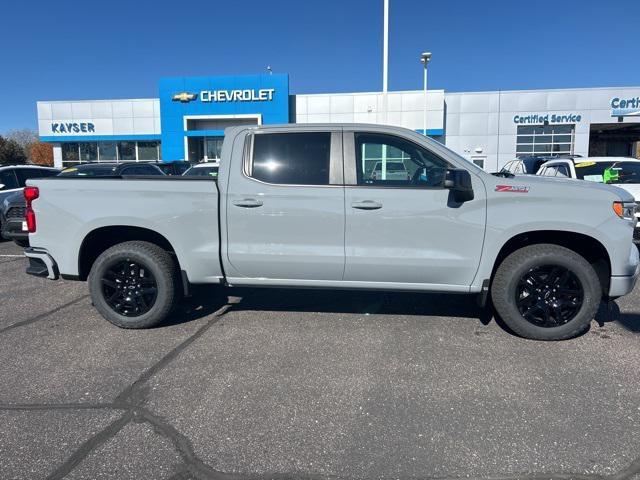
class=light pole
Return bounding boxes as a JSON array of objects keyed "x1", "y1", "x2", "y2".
[
  {"x1": 382, "y1": 0, "x2": 389, "y2": 123},
  {"x1": 420, "y1": 52, "x2": 432, "y2": 136}
]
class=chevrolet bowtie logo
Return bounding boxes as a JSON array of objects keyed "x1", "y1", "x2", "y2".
[{"x1": 172, "y1": 92, "x2": 197, "y2": 103}]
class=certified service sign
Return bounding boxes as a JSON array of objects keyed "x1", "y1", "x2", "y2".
[{"x1": 611, "y1": 97, "x2": 640, "y2": 117}]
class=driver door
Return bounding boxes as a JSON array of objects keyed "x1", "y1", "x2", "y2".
[{"x1": 343, "y1": 131, "x2": 486, "y2": 289}]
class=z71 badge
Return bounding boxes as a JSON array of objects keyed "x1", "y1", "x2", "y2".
[{"x1": 495, "y1": 185, "x2": 530, "y2": 193}]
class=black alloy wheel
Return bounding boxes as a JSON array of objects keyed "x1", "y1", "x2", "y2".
[
  {"x1": 515, "y1": 265, "x2": 584, "y2": 328},
  {"x1": 101, "y1": 259, "x2": 158, "y2": 317}
]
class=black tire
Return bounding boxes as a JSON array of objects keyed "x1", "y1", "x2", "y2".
[
  {"x1": 491, "y1": 244, "x2": 601, "y2": 341},
  {"x1": 88, "y1": 241, "x2": 178, "y2": 329},
  {"x1": 14, "y1": 239, "x2": 29, "y2": 248}
]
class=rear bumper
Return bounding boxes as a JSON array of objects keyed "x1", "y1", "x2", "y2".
[
  {"x1": 24, "y1": 247, "x2": 59, "y2": 280},
  {"x1": 1, "y1": 218, "x2": 28, "y2": 241}
]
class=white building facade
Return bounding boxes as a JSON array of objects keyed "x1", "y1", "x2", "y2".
[{"x1": 36, "y1": 75, "x2": 640, "y2": 171}]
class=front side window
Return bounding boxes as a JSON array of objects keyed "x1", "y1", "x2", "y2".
[
  {"x1": 355, "y1": 133, "x2": 449, "y2": 187},
  {"x1": 555, "y1": 164, "x2": 570, "y2": 177},
  {"x1": 250, "y1": 132, "x2": 331, "y2": 185}
]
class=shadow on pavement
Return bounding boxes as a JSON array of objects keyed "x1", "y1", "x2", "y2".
[
  {"x1": 190, "y1": 286, "x2": 494, "y2": 326},
  {"x1": 164, "y1": 285, "x2": 640, "y2": 338},
  {"x1": 596, "y1": 300, "x2": 640, "y2": 333},
  {"x1": 158, "y1": 286, "x2": 230, "y2": 328}
]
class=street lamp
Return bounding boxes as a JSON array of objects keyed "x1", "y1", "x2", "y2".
[{"x1": 420, "y1": 52, "x2": 432, "y2": 136}]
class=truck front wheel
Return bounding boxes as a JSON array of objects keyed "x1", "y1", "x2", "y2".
[
  {"x1": 88, "y1": 241, "x2": 178, "y2": 329},
  {"x1": 491, "y1": 244, "x2": 601, "y2": 340}
]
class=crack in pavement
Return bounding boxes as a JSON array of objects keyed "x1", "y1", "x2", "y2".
[
  {"x1": 1, "y1": 292, "x2": 639, "y2": 480},
  {"x1": 0, "y1": 294, "x2": 90, "y2": 334}
]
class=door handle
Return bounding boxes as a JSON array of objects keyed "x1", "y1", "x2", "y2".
[
  {"x1": 233, "y1": 198, "x2": 263, "y2": 208},
  {"x1": 351, "y1": 200, "x2": 383, "y2": 210}
]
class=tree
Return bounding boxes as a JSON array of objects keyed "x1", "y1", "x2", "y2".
[
  {"x1": 29, "y1": 140, "x2": 54, "y2": 166},
  {"x1": 0, "y1": 135, "x2": 27, "y2": 165},
  {"x1": 6, "y1": 129, "x2": 38, "y2": 154}
]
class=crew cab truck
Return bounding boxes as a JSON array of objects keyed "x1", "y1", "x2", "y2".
[{"x1": 23, "y1": 124, "x2": 639, "y2": 340}]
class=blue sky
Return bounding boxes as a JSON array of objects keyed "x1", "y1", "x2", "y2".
[{"x1": 1, "y1": 0, "x2": 639, "y2": 134}]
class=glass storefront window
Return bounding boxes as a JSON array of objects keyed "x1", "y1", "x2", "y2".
[
  {"x1": 79, "y1": 142, "x2": 98, "y2": 161},
  {"x1": 516, "y1": 125, "x2": 574, "y2": 157},
  {"x1": 118, "y1": 142, "x2": 136, "y2": 161},
  {"x1": 98, "y1": 142, "x2": 117, "y2": 161},
  {"x1": 205, "y1": 137, "x2": 224, "y2": 160},
  {"x1": 62, "y1": 143, "x2": 80, "y2": 161},
  {"x1": 137, "y1": 141, "x2": 159, "y2": 161}
]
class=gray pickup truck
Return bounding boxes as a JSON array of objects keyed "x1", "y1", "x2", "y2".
[{"x1": 23, "y1": 124, "x2": 639, "y2": 340}]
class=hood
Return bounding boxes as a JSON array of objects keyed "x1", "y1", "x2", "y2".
[
  {"x1": 612, "y1": 183, "x2": 640, "y2": 201},
  {"x1": 504, "y1": 174, "x2": 636, "y2": 203}
]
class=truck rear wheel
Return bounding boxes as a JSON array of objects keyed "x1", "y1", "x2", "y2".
[
  {"x1": 491, "y1": 244, "x2": 601, "y2": 340},
  {"x1": 88, "y1": 241, "x2": 177, "y2": 329}
]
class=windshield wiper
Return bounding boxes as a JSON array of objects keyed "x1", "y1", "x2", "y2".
[{"x1": 492, "y1": 171, "x2": 515, "y2": 178}]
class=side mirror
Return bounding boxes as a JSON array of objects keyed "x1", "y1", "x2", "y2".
[{"x1": 444, "y1": 169, "x2": 474, "y2": 202}]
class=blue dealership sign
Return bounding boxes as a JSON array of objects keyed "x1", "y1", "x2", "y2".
[{"x1": 158, "y1": 74, "x2": 289, "y2": 160}]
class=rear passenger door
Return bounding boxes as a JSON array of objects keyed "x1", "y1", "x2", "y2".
[{"x1": 225, "y1": 129, "x2": 345, "y2": 282}]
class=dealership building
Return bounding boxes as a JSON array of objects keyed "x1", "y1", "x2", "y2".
[{"x1": 36, "y1": 74, "x2": 640, "y2": 171}]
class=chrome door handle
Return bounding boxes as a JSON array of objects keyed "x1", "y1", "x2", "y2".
[
  {"x1": 233, "y1": 198, "x2": 263, "y2": 208},
  {"x1": 351, "y1": 200, "x2": 382, "y2": 210}
]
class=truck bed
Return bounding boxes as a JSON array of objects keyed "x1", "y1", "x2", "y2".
[{"x1": 28, "y1": 176, "x2": 223, "y2": 284}]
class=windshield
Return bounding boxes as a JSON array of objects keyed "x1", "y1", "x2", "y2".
[{"x1": 575, "y1": 161, "x2": 640, "y2": 184}]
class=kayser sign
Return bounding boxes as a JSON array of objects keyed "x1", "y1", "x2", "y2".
[{"x1": 50, "y1": 122, "x2": 95, "y2": 133}]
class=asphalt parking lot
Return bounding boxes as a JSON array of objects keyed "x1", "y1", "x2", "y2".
[{"x1": 0, "y1": 239, "x2": 639, "y2": 480}]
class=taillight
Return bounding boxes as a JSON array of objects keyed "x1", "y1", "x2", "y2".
[
  {"x1": 25, "y1": 208, "x2": 36, "y2": 233},
  {"x1": 24, "y1": 186, "x2": 39, "y2": 203},
  {"x1": 23, "y1": 186, "x2": 39, "y2": 233}
]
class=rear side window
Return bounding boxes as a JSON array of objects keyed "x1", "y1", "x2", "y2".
[
  {"x1": 250, "y1": 132, "x2": 331, "y2": 185},
  {"x1": 0, "y1": 170, "x2": 19, "y2": 190},
  {"x1": 16, "y1": 168, "x2": 57, "y2": 185}
]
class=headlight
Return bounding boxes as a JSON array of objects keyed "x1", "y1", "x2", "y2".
[{"x1": 613, "y1": 201, "x2": 636, "y2": 221}]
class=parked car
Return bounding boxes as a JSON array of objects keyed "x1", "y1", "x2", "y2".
[
  {"x1": 182, "y1": 161, "x2": 219, "y2": 179},
  {"x1": 22, "y1": 124, "x2": 639, "y2": 340},
  {"x1": 2, "y1": 163, "x2": 163, "y2": 247},
  {"x1": 1, "y1": 191, "x2": 30, "y2": 247},
  {"x1": 0, "y1": 165, "x2": 59, "y2": 242},
  {"x1": 155, "y1": 161, "x2": 191, "y2": 176},
  {"x1": 499, "y1": 156, "x2": 550, "y2": 176},
  {"x1": 537, "y1": 157, "x2": 640, "y2": 241},
  {"x1": 59, "y1": 162, "x2": 165, "y2": 177}
]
